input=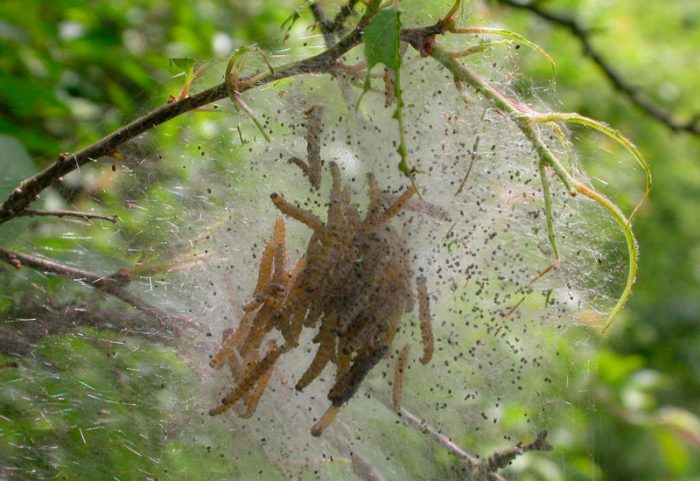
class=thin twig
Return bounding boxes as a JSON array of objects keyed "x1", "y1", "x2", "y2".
[
  {"x1": 483, "y1": 430, "x2": 551, "y2": 472},
  {"x1": 494, "y1": 0, "x2": 700, "y2": 136},
  {"x1": 398, "y1": 405, "x2": 551, "y2": 479},
  {"x1": 396, "y1": 404, "x2": 480, "y2": 466},
  {"x1": 16, "y1": 209, "x2": 119, "y2": 223},
  {"x1": 0, "y1": 247, "x2": 192, "y2": 329},
  {"x1": 368, "y1": 384, "x2": 551, "y2": 479},
  {"x1": 310, "y1": 0, "x2": 363, "y2": 112},
  {"x1": 455, "y1": 135, "x2": 480, "y2": 195},
  {"x1": 366, "y1": 384, "x2": 481, "y2": 466}
]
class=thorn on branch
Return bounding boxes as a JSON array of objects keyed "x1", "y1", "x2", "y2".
[{"x1": 108, "y1": 267, "x2": 132, "y2": 287}]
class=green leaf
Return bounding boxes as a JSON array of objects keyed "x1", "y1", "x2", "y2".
[
  {"x1": 168, "y1": 57, "x2": 196, "y2": 75},
  {"x1": 655, "y1": 429, "x2": 691, "y2": 474},
  {"x1": 596, "y1": 350, "x2": 644, "y2": 385},
  {"x1": 359, "y1": 7, "x2": 402, "y2": 106},
  {"x1": 362, "y1": 8, "x2": 417, "y2": 180},
  {"x1": 364, "y1": 8, "x2": 401, "y2": 72}
]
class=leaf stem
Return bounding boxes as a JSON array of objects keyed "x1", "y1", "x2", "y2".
[{"x1": 429, "y1": 44, "x2": 640, "y2": 330}]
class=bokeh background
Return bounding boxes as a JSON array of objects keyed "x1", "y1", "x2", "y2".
[{"x1": 1, "y1": 0, "x2": 699, "y2": 479}]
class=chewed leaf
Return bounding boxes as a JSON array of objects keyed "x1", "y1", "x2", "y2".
[
  {"x1": 526, "y1": 112, "x2": 651, "y2": 221},
  {"x1": 168, "y1": 57, "x2": 196, "y2": 75},
  {"x1": 451, "y1": 27, "x2": 556, "y2": 74},
  {"x1": 364, "y1": 7, "x2": 402, "y2": 72},
  {"x1": 362, "y1": 7, "x2": 414, "y2": 180}
]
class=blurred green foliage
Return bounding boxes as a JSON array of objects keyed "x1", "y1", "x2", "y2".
[
  {"x1": 492, "y1": 1, "x2": 700, "y2": 478},
  {"x1": 1, "y1": 0, "x2": 699, "y2": 479},
  {"x1": 0, "y1": 330, "x2": 262, "y2": 480}
]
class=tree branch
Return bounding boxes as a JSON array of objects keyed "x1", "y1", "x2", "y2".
[
  {"x1": 0, "y1": 301, "x2": 177, "y2": 357},
  {"x1": 0, "y1": 6, "x2": 449, "y2": 225},
  {"x1": 494, "y1": 0, "x2": 700, "y2": 136},
  {"x1": 399, "y1": 404, "x2": 551, "y2": 479},
  {"x1": 483, "y1": 430, "x2": 551, "y2": 473},
  {"x1": 0, "y1": 22, "x2": 367, "y2": 224},
  {"x1": 0, "y1": 247, "x2": 193, "y2": 331},
  {"x1": 396, "y1": 404, "x2": 479, "y2": 466},
  {"x1": 330, "y1": 0, "x2": 360, "y2": 34},
  {"x1": 0, "y1": 7, "x2": 448, "y2": 352},
  {"x1": 368, "y1": 385, "x2": 549, "y2": 479}
]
